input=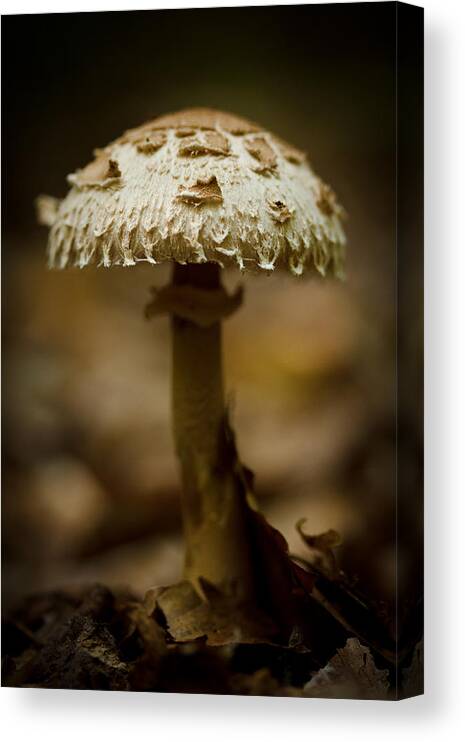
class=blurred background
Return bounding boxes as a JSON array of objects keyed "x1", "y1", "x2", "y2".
[{"x1": 2, "y1": 4, "x2": 422, "y2": 639}]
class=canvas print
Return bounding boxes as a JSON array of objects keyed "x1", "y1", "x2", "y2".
[{"x1": 1, "y1": 2, "x2": 424, "y2": 699}]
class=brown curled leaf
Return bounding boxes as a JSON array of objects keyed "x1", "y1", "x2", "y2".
[
  {"x1": 118, "y1": 599, "x2": 167, "y2": 664},
  {"x1": 153, "y1": 579, "x2": 277, "y2": 646},
  {"x1": 296, "y1": 519, "x2": 341, "y2": 578}
]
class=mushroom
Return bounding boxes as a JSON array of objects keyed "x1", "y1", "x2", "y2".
[{"x1": 38, "y1": 107, "x2": 346, "y2": 603}]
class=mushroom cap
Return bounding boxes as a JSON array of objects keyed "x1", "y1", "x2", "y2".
[{"x1": 41, "y1": 108, "x2": 346, "y2": 277}]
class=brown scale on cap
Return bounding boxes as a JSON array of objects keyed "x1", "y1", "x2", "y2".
[
  {"x1": 135, "y1": 131, "x2": 167, "y2": 155},
  {"x1": 176, "y1": 176, "x2": 223, "y2": 207},
  {"x1": 70, "y1": 152, "x2": 122, "y2": 188},
  {"x1": 267, "y1": 200, "x2": 294, "y2": 224},
  {"x1": 111, "y1": 108, "x2": 308, "y2": 176},
  {"x1": 316, "y1": 180, "x2": 339, "y2": 217},
  {"x1": 244, "y1": 136, "x2": 277, "y2": 174},
  {"x1": 45, "y1": 107, "x2": 345, "y2": 277},
  {"x1": 175, "y1": 128, "x2": 197, "y2": 138},
  {"x1": 272, "y1": 135, "x2": 307, "y2": 165},
  {"x1": 178, "y1": 130, "x2": 231, "y2": 158},
  {"x1": 115, "y1": 108, "x2": 261, "y2": 150},
  {"x1": 107, "y1": 159, "x2": 121, "y2": 178},
  {"x1": 147, "y1": 107, "x2": 261, "y2": 135}
]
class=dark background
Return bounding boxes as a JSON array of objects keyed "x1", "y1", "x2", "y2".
[
  {"x1": 3, "y1": 3, "x2": 395, "y2": 249},
  {"x1": 2, "y1": 3, "x2": 422, "y2": 643}
]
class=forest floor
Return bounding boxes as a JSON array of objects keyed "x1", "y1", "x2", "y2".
[{"x1": 2, "y1": 581, "x2": 422, "y2": 699}]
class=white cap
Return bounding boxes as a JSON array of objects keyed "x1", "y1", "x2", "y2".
[{"x1": 40, "y1": 108, "x2": 346, "y2": 277}]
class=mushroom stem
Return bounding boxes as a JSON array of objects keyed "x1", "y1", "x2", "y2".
[{"x1": 171, "y1": 262, "x2": 254, "y2": 599}]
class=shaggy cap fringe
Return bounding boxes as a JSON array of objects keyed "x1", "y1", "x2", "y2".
[{"x1": 39, "y1": 108, "x2": 346, "y2": 278}]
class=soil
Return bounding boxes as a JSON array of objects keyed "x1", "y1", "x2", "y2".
[{"x1": 2, "y1": 582, "x2": 422, "y2": 699}]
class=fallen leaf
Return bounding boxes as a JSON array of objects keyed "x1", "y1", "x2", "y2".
[
  {"x1": 296, "y1": 519, "x2": 341, "y2": 578},
  {"x1": 154, "y1": 579, "x2": 277, "y2": 646},
  {"x1": 304, "y1": 637, "x2": 390, "y2": 700}
]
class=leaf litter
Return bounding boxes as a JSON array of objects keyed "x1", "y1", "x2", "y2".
[{"x1": 2, "y1": 417, "x2": 420, "y2": 695}]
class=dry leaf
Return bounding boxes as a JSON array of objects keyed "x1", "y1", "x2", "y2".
[
  {"x1": 154, "y1": 579, "x2": 277, "y2": 646},
  {"x1": 296, "y1": 519, "x2": 341, "y2": 577},
  {"x1": 304, "y1": 637, "x2": 390, "y2": 700},
  {"x1": 119, "y1": 599, "x2": 167, "y2": 662}
]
